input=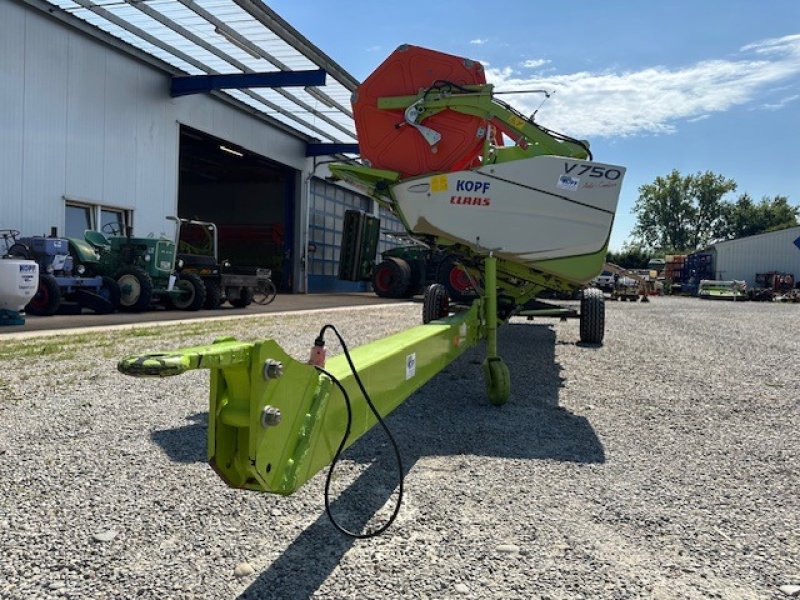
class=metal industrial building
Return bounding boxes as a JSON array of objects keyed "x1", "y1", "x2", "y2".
[
  {"x1": 1, "y1": 0, "x2": 400, "y2": 293},
  {"x1": 708, "y1": 225, "x2": 800, "y2": 286}
]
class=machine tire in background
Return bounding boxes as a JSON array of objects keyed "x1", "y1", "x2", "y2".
[
  {"x1": 8, "y1": 243, "x2": 31, "y2": 260},
  {"x1": 229, "y1": 286, "x2": 253, "y2": 308},
  {"x1": 579, "y1": 287, "x2": 605, "y2": 345},
  {"x1": 75, "y1": 289, "x2": 114, "y2": 315},
  {"x1": 439, "y1": 256, "x2": 476, "y2": 302},
  {"x1": 116, "y1": 266, "x2": 154, "y2": 313},
  {"x1": 204, "y1": 280, "x2": 223, "y2": 310},
  {"x1": 252, "y1": 279, "x2": 277, "y2": 305},
  {"x1": 422, "y1": 284, "x2": 449, "y2": 323},
  {"x1": 372, "y1": 257, "x2": 412, "y2": 298},
  {"x1": 26, "y1": 274, "x2": 61, "y2": 316},
  {"x1": 169, "y1": 272, "x2": 207, "y2": 311},
  {"x1": 99, "y1": 276, "x2": 121, "y2": 311}
]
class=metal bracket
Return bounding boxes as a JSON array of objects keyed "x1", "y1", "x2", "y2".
[{"x1": 404, "y1": 102, "x2": 442, "y2": 148}]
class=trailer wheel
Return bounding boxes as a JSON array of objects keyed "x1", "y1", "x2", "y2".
[
  {"x1": 579, "y1": 287, "x2": 605, "y2": 345},
  {"x1": 422, "y1": 284, "x2": 449, "y2": 323},
  {"x1": 169, "y1": 272, "x2": 206, "y2": 311},
  {"x1": 230, "y1": 287, "x2": 253, "y2": 308},
  {"x1": 117, "y1": 266, "x2": 153, "y2": 313},
  {"x1": 372, "y1": 257, "x2": 411, "y2": 298},
  {"x1": 27, "y1": 274, "x2": 61, "y2": 316},
  {"x1": 204, "y1": 281, "x2": 223, "y2": 310},
  {"x1": 482, "y1": 357, "x2": 510, "y2": 406}
]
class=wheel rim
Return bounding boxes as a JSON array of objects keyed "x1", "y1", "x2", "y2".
[
  {"x1": 449, "y1": 266, "x2": 472, "y2": 292},
  {"x1": 375, "y1": 267, "x2": 393, "y2": 292},
  {"x1": 118, "y1": 274, "x2": 141, "y2": 307}
]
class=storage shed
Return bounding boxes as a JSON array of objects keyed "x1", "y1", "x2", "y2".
[{"x1": 707, "y1": 226, "x2": 800, "y2": 286}]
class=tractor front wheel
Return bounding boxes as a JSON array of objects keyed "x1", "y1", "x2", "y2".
[
  {"x1": 169, "y1": 272, "x2": 206, "y2": 311},
  {"x1": 229, "y1": 286, "x2": 253, "y2": 308},
  {"x1": 438, "y1": 256, "x2": 476, "y2": 302},
  {"x1": 204, "y1": 280, "x2": 223, "y2": 310},
  {"x1": 27, "y1": 274, "x2": 62, "y2": 316},
  {"x1": 116, "y1": 266, "x2": 153, "y2": 312}
]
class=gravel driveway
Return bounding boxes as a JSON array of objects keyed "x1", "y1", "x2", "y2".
[{"x1": 1, "y1": 297, "x2": 797, "y2": 599}]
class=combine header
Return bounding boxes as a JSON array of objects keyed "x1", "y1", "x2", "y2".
[{"x1": 119, "y1": 45, "x2": 626, "y2": 535}]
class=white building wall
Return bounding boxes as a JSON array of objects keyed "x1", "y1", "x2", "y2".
[
  {"x1": 0, "y1": 1, "x2": 310, "y2": 244},
  {"x1": 713, "y1": 226, "x2": 800, "y2": 286}
]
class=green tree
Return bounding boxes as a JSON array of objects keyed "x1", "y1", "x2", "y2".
[
  {"x1": 606, "y1": 245, "x2": 653, "y2": 269},
  {"x1": 631, "y1": 170, "x2": 737, "y2": 251},
  {"x1": 717, "y1": 194, "x2": 799, "y2": 239}
]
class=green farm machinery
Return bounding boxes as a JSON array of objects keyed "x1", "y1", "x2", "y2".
[
  {"x1": 69, "y1": 223, "x2": 206, "y2": 312},
  {"x1": 119, "y1": 45, "x2": 626, "y2": 535}
]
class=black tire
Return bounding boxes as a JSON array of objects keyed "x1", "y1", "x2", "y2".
[
  {"x1": 579, "y1": 287, "x2": 605, "y2": 345},
  {"x1": 116, "y1": 266, "x2": 153, "y2": 313},
  {"x1": 230, "y1": 286, "x2": 253, "y2": 308},
  {"x1": 8, "y1": 243, "x2": 31, "y2": 260},
  {"x1": 438, "y1": 256, "x2": 476, "y2": 302},
  {"x1": 204, "y1": 280, "x2": 223, "y2": 310},
  {"x1": 75, "y1": 289, "x2": 114, "y2": 315},
  {"x1": 252, "y1": 280, "x2": 277, "y2": 305},
  {"x1": 27, "y1": 274, "x2": 62, "y2": 316},
  {"x1": 422, "y1": 284, "x2": 449, "y2": 324},
  {"x1": 169, "y1": 272, "x2": 206, "y2": 311},
  {"x1": 372, "y1": 257, "x2": 411, "y2": 298},
  {"x1": 98, "y1": 276, "x2": 121, "y2": 311}
]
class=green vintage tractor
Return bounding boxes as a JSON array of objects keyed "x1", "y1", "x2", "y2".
[{"x1": 68, "y1": 223, "x2": 206, "y2": 312}]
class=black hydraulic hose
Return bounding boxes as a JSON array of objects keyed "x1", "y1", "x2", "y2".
[{"x1": 315, "y1": 324, "x2": 404, "y2": 538}]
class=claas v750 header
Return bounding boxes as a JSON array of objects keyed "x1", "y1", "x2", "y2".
[{"x1": 119, "y1": 45, "x2": 626, "y2": 536}]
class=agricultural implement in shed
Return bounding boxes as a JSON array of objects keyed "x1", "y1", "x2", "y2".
[{"x1": 119, "y1": 45, "x2": 626, "y2": 535}]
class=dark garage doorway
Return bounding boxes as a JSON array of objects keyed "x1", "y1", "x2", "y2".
[{"x1": 178, "y1": 126, "x2": 296, "y2": 292}]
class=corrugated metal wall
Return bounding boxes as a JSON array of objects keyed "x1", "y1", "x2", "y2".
[
  {"x1": 0, "y1": 1, "x2": 308, "y2": 241},
  {"x1": 713, "y1": 226, "x2": 800, "y2": 286}
]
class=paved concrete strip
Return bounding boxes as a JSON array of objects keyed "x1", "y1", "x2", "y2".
[{"x1": 0, "y1": 302, "x2": 414, "y2": 341}]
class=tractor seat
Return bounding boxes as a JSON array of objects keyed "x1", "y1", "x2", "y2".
[{"x1": 84, "y1": 230, "x2": 111, "y2": 248}]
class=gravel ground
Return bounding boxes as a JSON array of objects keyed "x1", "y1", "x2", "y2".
[{"x1": 0, "y1": 297, "x2": 798, "y2": 599}]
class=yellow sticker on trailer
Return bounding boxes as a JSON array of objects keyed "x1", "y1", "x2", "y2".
[{"x1": 430, "y1": 175, "x2": 448, "y2": 192}]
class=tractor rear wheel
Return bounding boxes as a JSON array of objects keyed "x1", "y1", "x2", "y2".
[
  {"x1": 27, "y1": 274, "x2": 61, "y2": 316},
  {"x1": 116, "y1": 266, "x2": 153, "y2": 312},
  {"x1": 422, "y1": 284, "x2": 449, "y2": 323},
  {"x1": 579, "y1": 287, "x2": 605, "y2": 345},
  {"x1": 169, "y1": 272, "x2": 206, "y2": 311},
  {"x1": 371, "y1": 257, "x2": 411, "y2": 298}
]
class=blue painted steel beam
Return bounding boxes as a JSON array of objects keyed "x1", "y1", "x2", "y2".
[
  {"x1": 306, "y1": 143, "x2": 360, "y2": 157},
  {"x1": 171, "y1": 69, "x2": 327, "y2": 97}
]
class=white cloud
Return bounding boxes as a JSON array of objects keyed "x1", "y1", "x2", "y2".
[
  {"x1": 365, "y1": 45, "x2": 381, "y2": 53},
  {"x1": 485, "y1": 33, "x2": 800, "y2": 138},
  {"x1": 761, "y1": 94, "x2": 800, "y2": 110},
  {"x1": 521, "y1": 58, "x2": 551, "y2": 69},
  {"x1": 469, "y1": 38, "x2": 487, "y2": 45}
]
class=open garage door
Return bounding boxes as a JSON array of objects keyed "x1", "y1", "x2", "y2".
[{"x1": 178, "y1": 126, "x2": 296, "y2": 292}]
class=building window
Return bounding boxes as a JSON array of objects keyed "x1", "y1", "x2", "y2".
[
  {"x1": 64, "y1": 199, "x2": 131, "y2": 239},
  {"x1": 308, "y1": 179, "x2": 370, "y2": 277},
  {"x1": 65, "y1": 203, "x2": 94, "y2": 238}
]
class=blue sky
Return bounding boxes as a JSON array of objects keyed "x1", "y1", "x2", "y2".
[{"x1": 271, "y1": 0, "x2": 800, "y2": 249}]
